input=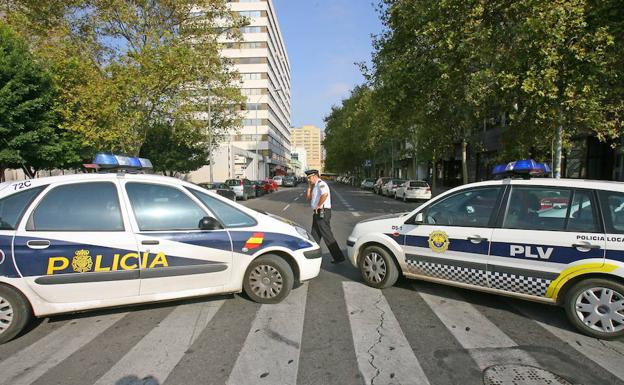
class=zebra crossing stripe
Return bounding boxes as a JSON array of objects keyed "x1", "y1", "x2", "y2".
[
  {"x1": 343, "y1": 282, "x2": 431, "y2": 385},
  {"x1": 226, "y1": 284, "x2": 308, "y2": 385},
  {"x1": 418, "y1": 286, "x2": 540, "y2": 369},
  {"x1": 93, "y1": 300, "x2": 224, "y2": 385},
  {"x1": 513, "y1": 302, "x2": 624, "y2": 381},
  {"x1": 0, "y1": 312, "x2": 126, "y2": 385}
]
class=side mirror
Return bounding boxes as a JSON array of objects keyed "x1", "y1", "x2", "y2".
[
  {"x1": 199, "y1": 216, "x2": 223, "y2": 230},
  {"x1": 406, "y1": 212, "x2": 424, "y2": 225}
]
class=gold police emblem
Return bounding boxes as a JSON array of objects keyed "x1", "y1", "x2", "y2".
[
  {"x1": 428, "y1": 230, "x2": 450, "y2": 253},
  {"x1": 71, "y1": 249, "x2": 93, "y2": 273}
]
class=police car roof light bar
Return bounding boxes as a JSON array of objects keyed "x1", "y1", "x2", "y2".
[
  {"x1": 492, "y1": 159, "x2": 551, "y2": 179},
  {"x1": 91, "y1": 153, "x2": 153, "y2": 172}
]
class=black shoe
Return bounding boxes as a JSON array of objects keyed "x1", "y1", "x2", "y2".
[{"x1": 331, "y1": 257, "x2": 345, "y2": 264}]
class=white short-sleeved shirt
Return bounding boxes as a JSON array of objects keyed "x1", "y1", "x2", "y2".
[{"x1": 311, "y1": 179, "x2": 332, "y2": 209}]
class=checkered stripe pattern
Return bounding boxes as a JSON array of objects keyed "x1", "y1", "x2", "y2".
[
  {"x1": 405, "y1": 259, "x2": 487, "y2": 286},
  {"x1": 487, "y1": 271, "x2": 550, "y2": 297}
]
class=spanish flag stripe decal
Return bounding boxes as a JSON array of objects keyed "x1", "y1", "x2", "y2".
[{"x1": 244, "y1": 233, "x2": 265, "y2": 250}]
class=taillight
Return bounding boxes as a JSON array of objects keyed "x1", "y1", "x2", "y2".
[{"x1": 426, "y1": 187, "x2": 431, "y2": 192}]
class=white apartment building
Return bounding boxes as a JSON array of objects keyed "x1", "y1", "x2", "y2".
[
  {"x1": 228, "y1": 0, "x2": 292, "y2": 179},
  {"x1": 189, "y1": 0, "x2": 292, "y2": 182}
]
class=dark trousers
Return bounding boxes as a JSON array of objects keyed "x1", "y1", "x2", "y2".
[{"x1": 311, "y1": 209, "x2": 345, "y2": 262}]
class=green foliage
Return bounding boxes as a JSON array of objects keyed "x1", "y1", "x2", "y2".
[
  {"x1": 325, "y1": 0, "x2": 623, "y2": 173},
  {"x1": 0, "y1": 23, "x2": 82, "y2": 178},
  {"x1": 2, "y1": 0, "x2": 245, "y2": 173}
]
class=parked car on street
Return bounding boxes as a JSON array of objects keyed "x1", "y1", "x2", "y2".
[
  {"x1": 282, "y1": 176, "x2": 297, "y2": 187},
  {"x1": 197, "y1": 182, "x2": 236, "y2": 201},
  {"x1": 261, "y1": 179, "x2": 277, "y2": 193},
  {"x1": 273, "y1": 176, "x2": 283, "y2": 186},
  {"x1": 225, "y1": 178, "x2": 254, "y2": 201},
  {"x1": 251, "y1": 181, "x2": 265, "y2": 198},
  {"x1": 394, "y1": 180, "x2": 432, "y2": 201},
  {"x1": 373, "y1": 177, "x2": 392, "y2": 195},
  {"x1": 382, "y1": 179, "x2": 405, "y2": 197},
  {"x1": 360, "y1": 178, "x2": 376, "y2": 190}
]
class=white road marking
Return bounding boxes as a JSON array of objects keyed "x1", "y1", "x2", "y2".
[
  {"x1": 513, "y1": 302, "x2": 624, "y2": 381},
  {"x1": 93, "y1": 300, "x2": 224, "y2": 385},
  {"x1": 293, "y1": 197, "x2": 299, "y2": 201},
  {"x1": 226, "y1": 284, "x2": 309, "y2": 385},
  {"x1": 352, "y1": 212, "x2": 361, "y2": 217},
  {"x1": 0, "y1": 312, "x2": 126, "y2": 385},
  {"x1": 282, "y1": 204, "x2": 290, "y2": 211},
  {"x1": 418, "y1": 286, "x2": 539, "y2": 369},
  {"x1": 343, "y1": 282, "x2": 431, "y2": 385}
]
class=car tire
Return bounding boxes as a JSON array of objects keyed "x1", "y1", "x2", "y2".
[
  {"x1": 243, "y1": 254, "x2": 294, "y2": 304},
  {"x1": 358, "y1": 245, "x2": 399, "y2": 289},
  {"x1": 0, "y1": 285, "x2": 32, "y2": 344},
  {"x1": 564, "y1": 278, "x2": 624, "y2": 340}
]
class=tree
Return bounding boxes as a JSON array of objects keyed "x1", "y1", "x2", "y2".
[
  {"x1": 0, "y1": 23, "x2": 73, "y2": 181},
  {"x1": 2, "y1": 0, "x2": 245, "y2": 165}
]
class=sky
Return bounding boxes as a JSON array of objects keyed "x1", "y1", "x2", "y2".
[{"x1": 272, "y1": 0, "x2": 383, "y2": 130}]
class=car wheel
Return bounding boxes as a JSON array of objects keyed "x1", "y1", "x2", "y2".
[
  {"x1": 0, "y1": 285, "x2": 32, "y2": 344},
  {"x1": 243, "y1": 254, "x2": 294, "y2": 304},
  {"x1": 358, "y1": 246, "x2": 399, "y2": 289},
  {"x1": 564, "y1": 278, "x2": 624, "y2": 340}
]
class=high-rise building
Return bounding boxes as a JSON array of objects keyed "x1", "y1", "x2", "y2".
[
  {"x1": 291, "y1": 125, "x2": 323, "y2": 172},
  {"x1": 189, "y1": 0, "x2": 292, "y2": 182},
  {"x1": 227, "y1": 0, "x2": 291, "y2": 178}
]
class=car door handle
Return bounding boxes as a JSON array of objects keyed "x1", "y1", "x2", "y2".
[
  {"x1": 467, "y1": 235, "x2": 488, "y2": 244},
  {"x1": 141, "y1": 240, "x2": 159, "y2": 245},
  {"x1": 572, "y1": 242, "x2": 601, "y2": 251},
  {"x1": 27, "y1": 240, "x2": 50, "y2": 249}
]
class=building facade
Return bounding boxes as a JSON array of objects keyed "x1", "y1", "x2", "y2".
[
  {"x1": 291, "y1": 125, "x2": 323, "y2": 172},
  {"x1": 188, "y1": 0, "x2": 292, "y2": 183},
  {"x1": 228, "y1": 0, "x2": 292, "y2": 179}
]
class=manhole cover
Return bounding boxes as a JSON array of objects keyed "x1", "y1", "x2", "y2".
[{"x1": 483, "y1": 364, "x2": 571, "y2": 385}]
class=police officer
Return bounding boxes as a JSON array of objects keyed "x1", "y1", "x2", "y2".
[{"x1": 305, "y1": 169, "x2": 345, "y2": 264}]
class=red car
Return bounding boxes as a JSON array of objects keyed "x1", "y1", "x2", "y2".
[{"x1": 262, "y1": 179, "x2": 278, "y2": 193}]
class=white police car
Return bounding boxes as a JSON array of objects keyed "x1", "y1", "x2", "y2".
[
  {"x1": 0, "y1": 154, "x2": 321, "y2": 343},
  {"x1": 347, "y1": 160, "x2": 624, "y2": 339}
]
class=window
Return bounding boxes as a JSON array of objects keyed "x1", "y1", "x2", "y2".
[
  {"x1": 424, "y1": 187, "x2": 502, "y2": 227},
  {"x1": 29, "y1": 183, "x2": 123, "y2": 231},
  {"x1": 241, "y1": 88, "x2": 264, "y2": 96},
  {"x1": 241, "y1": 73, "x2": 262, "y2": 80},
  {"x1": 188, "y1": 189, "x2": 256, "y2": 227},
  {"x1": 240, "y1": 42, "x2": 265, "y2": 49},
  {"x1": 240, "y1": 26, "x2": 262, "y2": 33},
  {"x1": 503, "y1": 186, "x2": 571, "y2": 231},
  {"x1": 566, "y1": 190, "x2": 599, "y2": 233},
  {"x1": 0, "y1": 186, "x2": 46, "y2": 230},
  {"x1": 125, "y1": 183, "x2": 206, "y2": 231},
  {"x1": 238, "y1": 57, "x2": 264, "y2": 64},
  {"x1": 599, "y1": 190, "x2": 624, "y2": 234},
  {"x1": 239, "y1": 10, "x2": 261, "y2": 18}
]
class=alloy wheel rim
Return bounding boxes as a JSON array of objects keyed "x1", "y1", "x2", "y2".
[
  {"x1": 0, "y1": 296, "x2": 14, "y2": 334},
  {"x1": 575, "y1": 286, "x2": 624, "y2": 334},
  {"x1": 249, "y1": 265, "x2": 283, "y2": 299},
  {"x1": 362, "y1": 252, "x2": 387, "y2": 283}
]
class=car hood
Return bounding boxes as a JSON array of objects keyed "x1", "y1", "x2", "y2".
[{"x1": 358, "y1": 212, "x2": 409, "y2": 223}]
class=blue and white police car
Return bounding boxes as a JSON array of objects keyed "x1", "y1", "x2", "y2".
[
  {"x1": 0, "y1": 154, "x2": 321, "y2": 343},
  {"x1": 347, "y1": 160, "x2": 624, "y2": 339}
]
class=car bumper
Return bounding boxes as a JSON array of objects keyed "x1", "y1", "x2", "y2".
[
  {"x1": 347, "y1": 236, "x2": 357, "y2": 267},
  {"x1": 296, "y1": 246, "x2": 322, "y2": 281},
  {"x1": 405, "y1": 191, "x2": 431, "y2": 199}
]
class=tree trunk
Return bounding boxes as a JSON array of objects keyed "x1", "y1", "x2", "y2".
[
  {"x1": 0, "y1": 167, "x2": 5, "y2": 182},
  {"x1": 554, "y1": 116, "x2": 563, "y2": 179},
  {"x1": 461, "y1": 139, "x2": 468, "y2": 185}
]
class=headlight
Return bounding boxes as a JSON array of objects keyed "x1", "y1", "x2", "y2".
[{"x1": 295, "y1": 225, "x2": 312, "y2": 241}]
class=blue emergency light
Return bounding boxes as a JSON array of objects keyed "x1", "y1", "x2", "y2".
[
  {"x1": 492, "y1": 159, "x2": 550, "y2": 178},
  {"x1": 88, "y1": 153, "x2": 153, "y2": 172}
]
